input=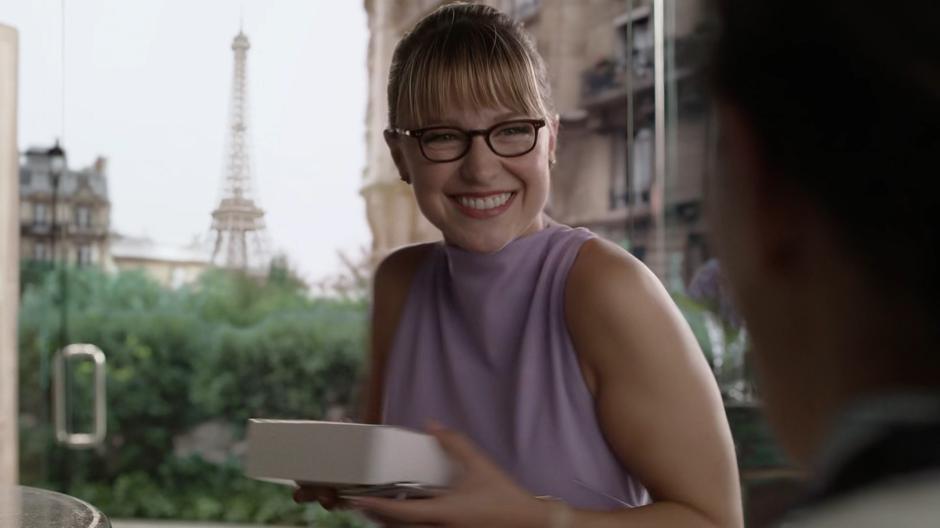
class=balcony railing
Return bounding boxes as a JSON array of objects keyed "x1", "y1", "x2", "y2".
[
  {"x1": 68, "y1": 223, "x2": 109, "y2": 237},
  {"x1": 22, "y1": 222, "x2": 52, "y2": 235},
  {"x1": 21, "y1": 222, "x2": 108, "y2": 238},
  {"x1": 581, "y1": 58, "x2": 631, "y2": 108}
]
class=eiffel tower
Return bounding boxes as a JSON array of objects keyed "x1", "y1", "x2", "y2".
[{"x1": 210, "y1": 28, "x2": 268, "y2": 270}]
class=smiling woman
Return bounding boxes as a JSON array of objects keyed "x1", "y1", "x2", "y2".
[{"x1": 296, "y1": 3, "x2": 743, "y2": 527}]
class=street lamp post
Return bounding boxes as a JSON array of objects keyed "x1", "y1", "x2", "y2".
[
  {"x1": 46, "y1": 138, "x2": 70, "y2": 355},
  {"x1": 46, "y1": 139, "x2": 69, "y2": 347},
  {"x1": 47, "y1": 140, "x2": 66, "y2": 262},
  {"x1": 42, "y1": 139, "x2": 69, "y2": 480}
]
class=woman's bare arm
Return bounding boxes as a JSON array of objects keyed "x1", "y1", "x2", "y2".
[{"x1": 564, "y1": 238, "x2": 743, "y2": 527}]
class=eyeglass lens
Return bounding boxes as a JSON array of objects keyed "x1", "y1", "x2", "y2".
[{"x1": 419, "y1": 121, "x2": 538, "y2": 161}]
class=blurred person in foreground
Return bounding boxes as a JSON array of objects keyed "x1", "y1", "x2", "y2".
[{"x1": 709, "y1": 0, "x2": 940, "y2": 525}]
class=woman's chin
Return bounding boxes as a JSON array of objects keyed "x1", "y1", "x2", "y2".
[{"x1": 447, "y1": 231, "x2": 512, "y2": 254}]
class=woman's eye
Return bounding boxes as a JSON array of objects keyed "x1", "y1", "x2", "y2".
[
  {"x1": 496, "y1": 126, "x2": 530, "y2": 136},
  {"x1": 425, "y1": 132, "x2": 460, "y2": 143}
]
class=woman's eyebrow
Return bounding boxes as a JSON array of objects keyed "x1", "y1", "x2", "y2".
[
  {"x1": 424, "y1": 112, "x2": 530, "y2": 128},
  {"x1": 491, "y1": 111, "x2": 528, "y2": 122}
]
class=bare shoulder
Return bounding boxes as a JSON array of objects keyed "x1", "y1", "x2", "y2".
[
  {"x1": 566, "y1": 237, "x2": 663, "y2": 308},
  {"x1": 376, "y1": 242, "x2": 437, "y2": 276},
  {"x1": 374, "y1": 242, "x2": 436, "y2": 292},
  {"x1": 372, "y1": 241, "x2": 437, "y2": 333},
  {"x1": 565, "y1": 237, "x2": 694, "y2": 392}
]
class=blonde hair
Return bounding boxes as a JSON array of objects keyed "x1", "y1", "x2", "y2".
[{"x1": 387, "y1": 2, "x2": 555, "y2": 128}]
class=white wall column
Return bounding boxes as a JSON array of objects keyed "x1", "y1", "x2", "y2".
[{"x1": 0, "y1": 23, "x2": 20, "y2": 487}]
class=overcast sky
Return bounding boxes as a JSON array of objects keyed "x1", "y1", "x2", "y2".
[{"x1": 1, "y1": 0, "x2": 372, "y2": 284}]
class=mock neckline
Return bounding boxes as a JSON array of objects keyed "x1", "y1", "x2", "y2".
[{"x1": 443, "y1": 222, "x2": 562, "y2": 259}]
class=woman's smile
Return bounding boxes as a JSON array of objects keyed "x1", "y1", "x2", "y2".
[{"x1": 449, "y1": 191, "x2": 517, "y2": 219}]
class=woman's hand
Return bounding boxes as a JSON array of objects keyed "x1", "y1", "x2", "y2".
[
  {"x1": 293, "y1": 484, "x2": 344, "y2": 510},
  {"x1": 347, "y1": 423, "x2": 557, "y2": 528}
]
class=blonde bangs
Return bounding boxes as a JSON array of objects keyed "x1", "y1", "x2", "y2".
[{"x1": 393, "y1": 28, "x2": 548, "y2": 128}]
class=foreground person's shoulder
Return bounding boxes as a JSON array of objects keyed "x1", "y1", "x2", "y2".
[{"x1": 784, "y1": 474, "x2": 940, "y2": 527}]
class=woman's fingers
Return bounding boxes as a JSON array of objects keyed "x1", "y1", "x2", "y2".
[
  {"x1": 348, "y1": 495, "x2": 440, "y2": 525},
  {"x1": 292, "y1": 485, "x2": 340, "y2": 509},
  {"x1": 427, "y1": 421, "x2": 495, "y2": 473}
]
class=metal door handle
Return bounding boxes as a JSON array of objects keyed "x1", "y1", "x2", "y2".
[{"x1": 53, "y1": 344, "x2": 107, "y2": 448}]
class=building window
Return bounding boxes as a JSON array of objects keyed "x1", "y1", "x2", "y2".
[
  {"x1": 78, "y1": 245, "x2": 94, "y2": 266},
  {"x1": 76, "y1": 206, "x2": 91, "y2": 228},
  {"x1": 615, "y1": 9, "x2": 639, "y2": 74},
  {"x1": 632, "y1": 127, "x2": 653, "y2": 204},
  {"x1": 509, "y1": 0, "x2": 541, "y2": 22},
  {"x1": 627, "y1": 11, "x2": 654, "y2": 80},
  {"x1": 34, "y1": 203, "x2": 49, "y2": 226},
  {"x1": 33, "y1": 242, "x2": 49, "y2": 261},
  {"x1": 610, "y1": 135, "x2": 629, "y2": 210}
]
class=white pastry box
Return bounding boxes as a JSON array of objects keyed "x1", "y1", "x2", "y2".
[{"x1": 244, "y1": 419, "x2": 455, "y2": 490}]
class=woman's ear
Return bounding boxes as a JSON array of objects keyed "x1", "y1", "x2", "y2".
[{"x1": 384, "y1": 130, "x2": 412, "y2": 184}]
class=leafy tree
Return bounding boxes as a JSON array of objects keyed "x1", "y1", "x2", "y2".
[{"x1": 18, "y1": 265, "x2": 371, "y2": 526}]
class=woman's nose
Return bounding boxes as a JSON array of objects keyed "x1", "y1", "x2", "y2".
[{"x1": 459, "y1": 136, "x2": 501, "y2": 184}]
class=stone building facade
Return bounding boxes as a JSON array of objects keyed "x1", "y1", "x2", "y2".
[
  {"x1": 19, "y1": 148, "x2": 111, "y2": 268},
  {"x1": 108, "y1": 234, "x2": 210, "y2": 289}
]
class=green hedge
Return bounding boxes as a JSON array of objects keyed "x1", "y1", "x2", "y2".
[{"x1": 18, "y1": 263, "x2": 372, "y2": 526}]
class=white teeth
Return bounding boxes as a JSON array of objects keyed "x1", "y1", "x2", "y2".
[{"x1": 457, "y1": 192, "x2": 512, "y2": 210}]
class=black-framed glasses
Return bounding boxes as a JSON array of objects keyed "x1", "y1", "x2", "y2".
[{"x1": 387, "y1": 118, "x2": 547, "y2": 163}]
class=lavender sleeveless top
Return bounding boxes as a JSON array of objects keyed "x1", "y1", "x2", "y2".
[{"x1": 382, "y1": 224, "x2": 651, "y2": 510}]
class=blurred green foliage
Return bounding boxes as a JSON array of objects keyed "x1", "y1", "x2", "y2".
[
  {"x1": 18, "y1": 261, "x2": 372, "y2": 526},
  {"x1": 671, "y1": 290, "x2": 793, "y2": 470}
]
